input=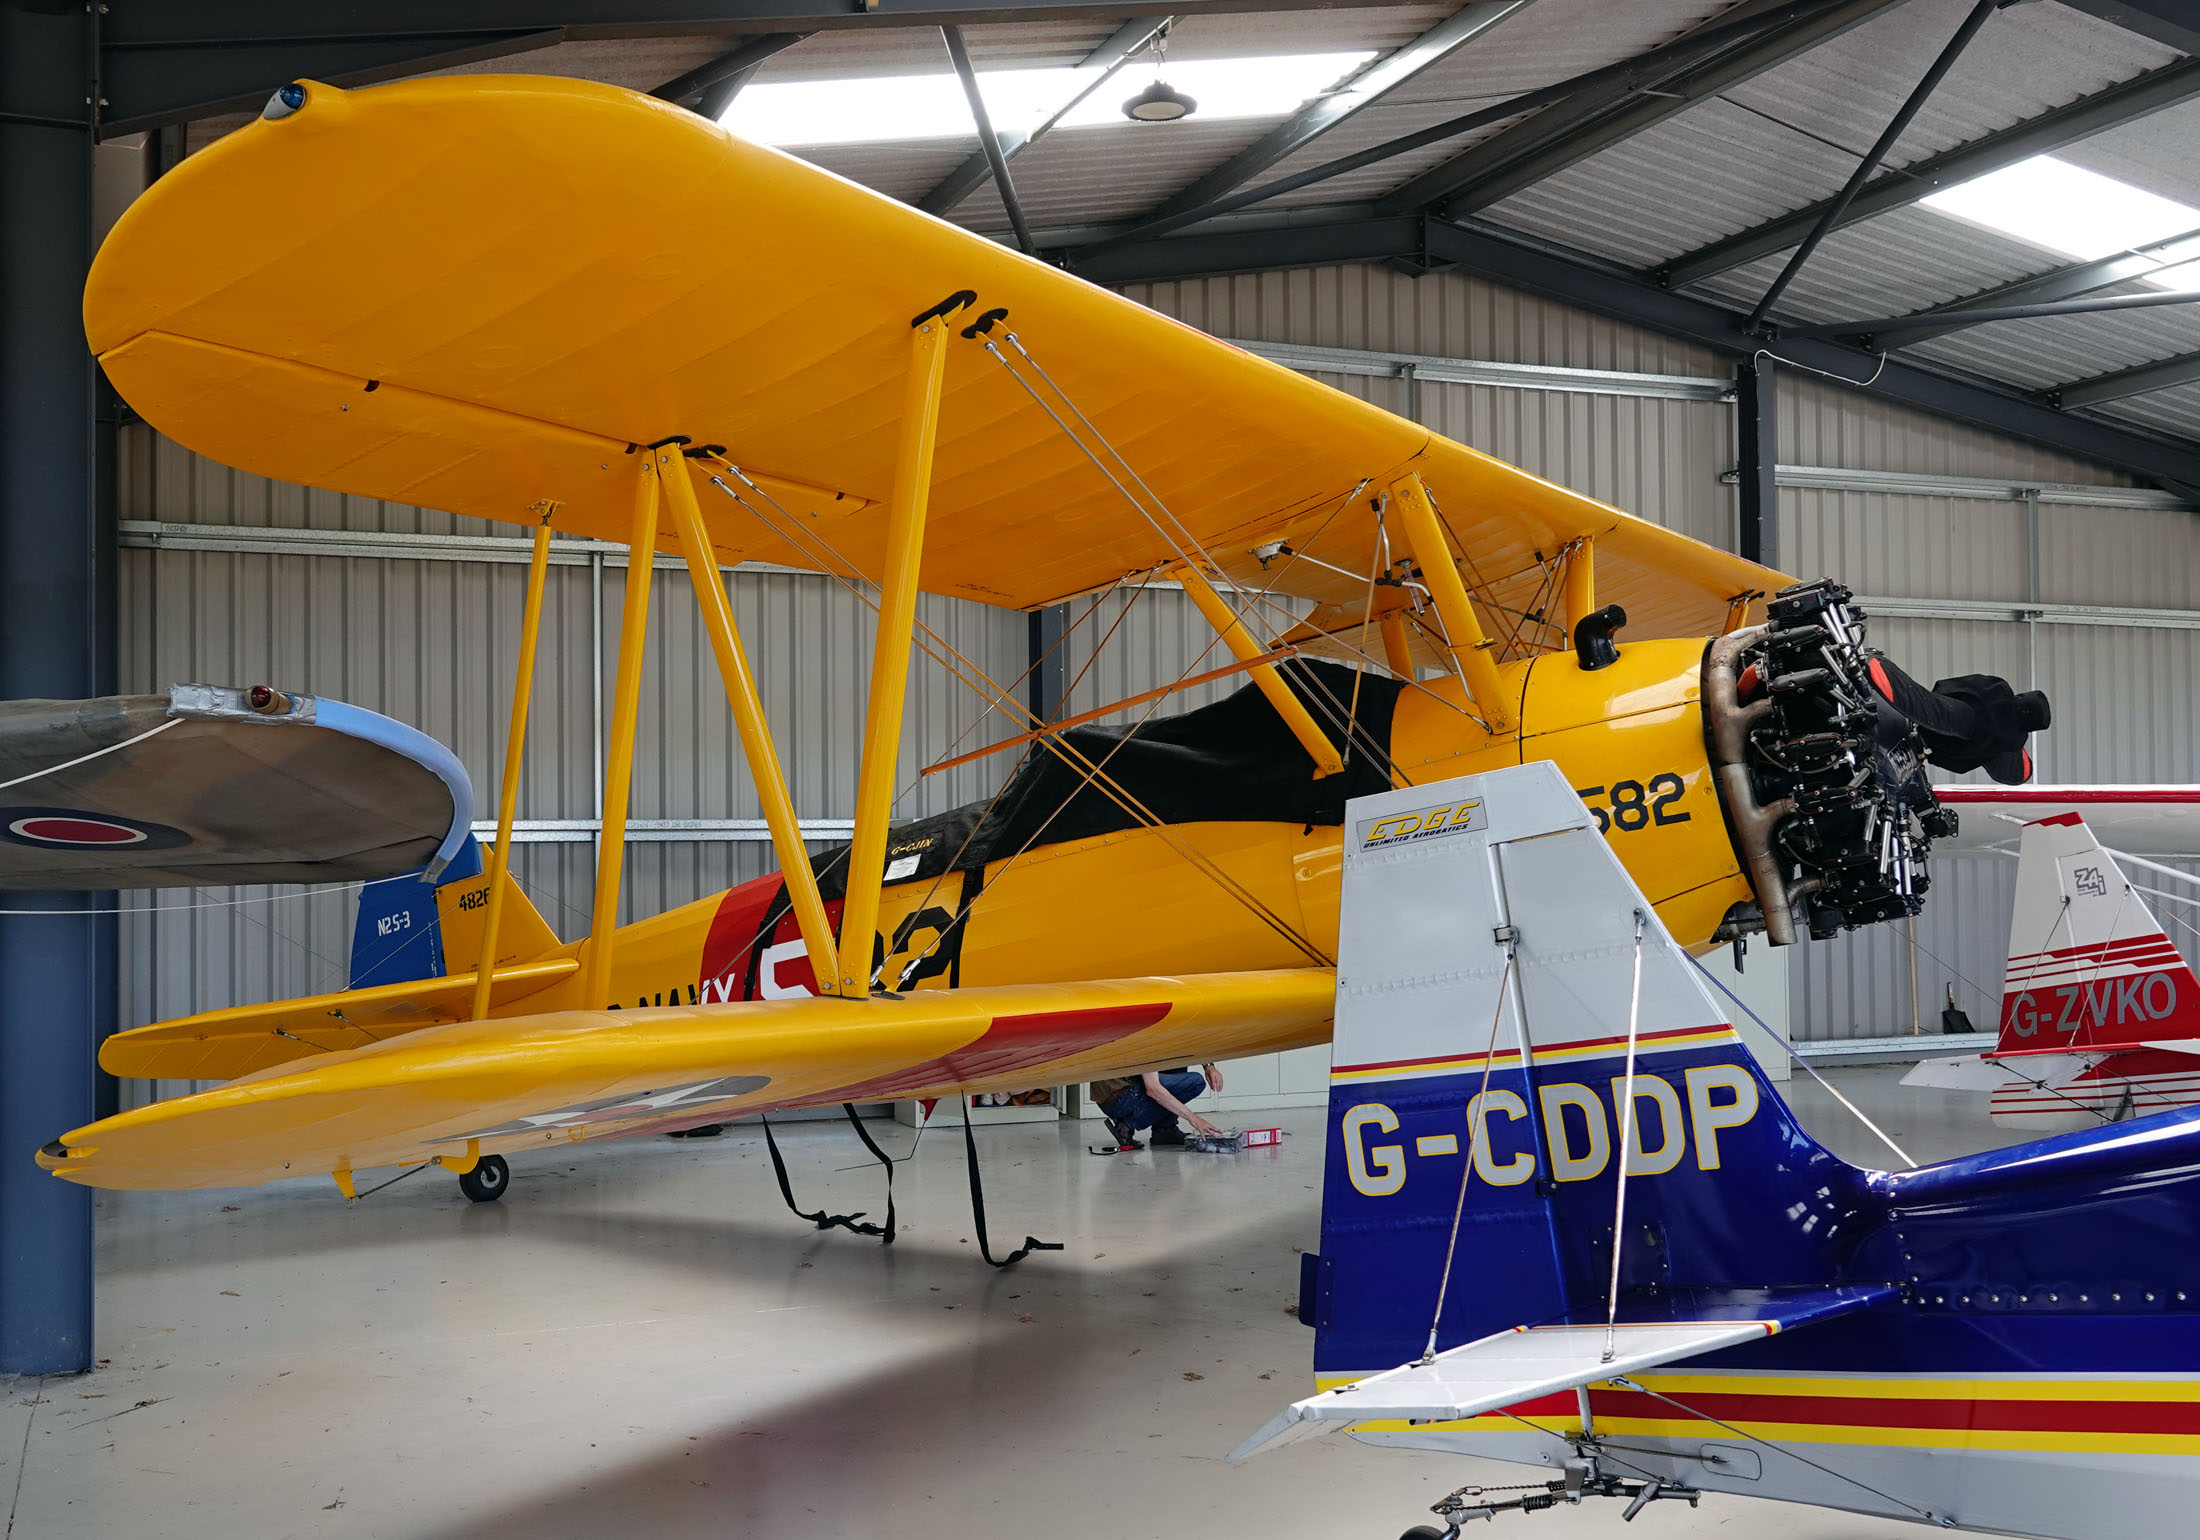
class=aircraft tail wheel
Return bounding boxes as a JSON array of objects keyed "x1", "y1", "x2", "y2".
[{"x1": 458, "y1": 1153, "x2": 510, "y2": 1202}]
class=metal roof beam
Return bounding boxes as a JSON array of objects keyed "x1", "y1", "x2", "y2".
[
  {"x1": 1743, "y1": 0, "x2": 1996, "y2": 327},
  {"x1": 2053, "y1": 348, "x2": 2200, "y2": 410},
  {"x1": 1658, "y1": 59, "x2": 2200, "y2": 291},
  {"x1": 2060, "y1": 0, "x2": 2200, "y2": 57},
  {"x1": 1376, "y1": 0, "x2": 1907, "y2": 221},
  {"x1": 1792, "y1": 286, "x2": 2200, "y2": 342},
  {"x1": 97, "y1": 0, "x2": 1372, "y2": 136},
  {"x1": 1136, "y1": 0, "x2": 1530, "y2": 226},
  {"x1": 918, "y1": 15, "x2": 1166, "y2": 217},
  {"x1": 1065, "y1": 213, "x2": 2200, "y2": 492},
  {"x1": 1846, "y1": 226, "x2": 2200, "y2": 350},
  {"x1": 1076, "y1": 0, "x2": 1847, "y2": 257},
  {"x1": 650, "y1": 31, "x2": 810, "y2": 114},
  {"x1": 941, "y1": 23, "x2": 1034, "y2": 254},
  {"x1": 99, "y1": 29, "x2": 568, "y2": 137}
]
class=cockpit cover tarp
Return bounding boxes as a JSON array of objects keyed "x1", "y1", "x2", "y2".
[
  {"x1": 0, "y1": 689, "x2": 471, "y2": 890},
  {"x1": 807, "y1": 660, "x2": 1405, "y2": 898}
]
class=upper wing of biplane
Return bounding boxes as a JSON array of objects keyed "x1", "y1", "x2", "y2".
[
  {"x1": 41, "y1": 969, "x2": 1334, "y2": 1190},
  {"x1": 85, "y1": 74, "x2": 1779, "y2": 656},
  {"x1": 0, "y1": 683, "x2": 471, "y2": 889}
]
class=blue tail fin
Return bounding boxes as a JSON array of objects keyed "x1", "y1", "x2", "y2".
[
  {"x1": 348, "y1": 834, "x2": 482, "y2": 987},
  {"x1": 1308, "y1": 764, "x2": 1861, "y2": 1379}
]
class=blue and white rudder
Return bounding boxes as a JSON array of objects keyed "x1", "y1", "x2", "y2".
[{"x1": 1305, "y1": 761, "x2": 1855, "y2": 1382}]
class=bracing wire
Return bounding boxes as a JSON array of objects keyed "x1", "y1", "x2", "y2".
[
  {"x1": 1690, "y1": 958, "x2": 1915, "y2": 1168},
  {"x1": 705, "y1": 463, "x2": 1330, "y2": 972},
  {"x1": 8, "y1": 868, "x2": 423, "y2": 918},
  {"x1": 1422, "y1": 944, "x2": 1517, "y2": 1364},
  {"x1": 1602, "y1": 1376, "x2": 1936, "y2": 1522},
  {"x1": 0, "y1": 715, "x2": 181, "y2": 793},
  {"x1": 1602, "y1": 911, "x2": 1647, "y2": 1363}
]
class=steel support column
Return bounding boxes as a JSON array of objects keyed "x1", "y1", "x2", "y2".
[
  {"x1": 1, "y1": 4, "x2": 107, "y2": 1376},
  {"x1": 1736, "y1": 356, "x2": 1779, "y2": 569},
  {"x1": 1028, "y1": 603, "x2": 1068, "y2": 725}
]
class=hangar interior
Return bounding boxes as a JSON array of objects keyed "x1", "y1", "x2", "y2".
[{"x1": 5, "y1": 2, "x2": 2200, "y2": 1537}]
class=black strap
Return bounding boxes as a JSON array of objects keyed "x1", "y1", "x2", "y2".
[
  {"x1": 759, "y1": 1110, "x2": 893, "y2": 1241},
  {"x1": 960, "y1": 1110, "x2": 1063, "y2": 1268},
  {"x1": 842, "y1": 1103, "x2": 898, "y2": 1244}
]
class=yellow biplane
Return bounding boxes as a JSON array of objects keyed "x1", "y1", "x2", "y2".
[{"x1": 39, "y1": 74, "x2": 2014, "y2": 1208}]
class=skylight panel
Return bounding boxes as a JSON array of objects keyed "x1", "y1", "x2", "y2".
[
  {"x1": 1920, "y1": 155, "x2": 2200, "y2": 289},
  {"x1": 722, "y1": 51, "x2": 1375, "y2": 149}
]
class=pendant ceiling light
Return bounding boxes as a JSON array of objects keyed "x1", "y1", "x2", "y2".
[
  {"x1": 1123, "y1": 79, "x2": 1197, "y2": 121},
  {"x1": 1122, "y1": 24, "x2": 1194, "y2": 122}
]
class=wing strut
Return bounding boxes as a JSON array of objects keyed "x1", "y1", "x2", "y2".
[
  {"x1": 1389, "y1": 472, "x2": 1515, "y2": 733},
  {"x1": 1562, "y1": 537, "x2": 1595, "y2": 644},
  {"x1": 583, "y1": 457, "x2": 664, "y2": 1008},
  {"x1": 1174, "y1": 562, "x2": 1346, "y2": 778},
  {"x1": 472, "y1": 511, "x2": 554, "y2": 1020},
  {"x1": 663, "y1": 449, "x2": 839, "y2": 988},
  {"x1": 838, "y1": 311, "x2": 954, "y2": 996}
]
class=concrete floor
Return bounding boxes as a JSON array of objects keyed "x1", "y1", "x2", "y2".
[{"x1": 3, "y1": 1066, "x2": 2022, "y2": 1540}]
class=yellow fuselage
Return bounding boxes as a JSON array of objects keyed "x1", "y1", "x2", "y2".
[{"x1": 467, "y1": 639, "x2": 1745, "y2": 1022}]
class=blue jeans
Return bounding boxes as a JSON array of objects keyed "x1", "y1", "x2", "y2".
[{"x1": 1104, "y1": 1071, "x2": 1204, "y2": 1134}]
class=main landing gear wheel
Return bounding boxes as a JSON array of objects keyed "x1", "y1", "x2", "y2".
[
  {"x1": 1401, "y1": 1528, "x2": 1453, "y2": 1540},
  {"x1": 458, "y1": 1153, "x2": 510, "y2": 1202}
]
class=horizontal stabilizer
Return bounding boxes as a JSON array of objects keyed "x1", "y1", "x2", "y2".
[
  {"x1": 1901, "y1": 1054, "x2": 2020, "y2": 1092},
  {"x1": 100, "y1": 957, "x2": 578, "y2": 1081},
  {"x1": 1231, "y1": 1283, "x2": 1897, "y2": 1463}
]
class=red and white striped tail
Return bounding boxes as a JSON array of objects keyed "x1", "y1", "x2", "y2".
[{"x1": 1997, "y1": 812, "x2": 2200, "y2": 1056}]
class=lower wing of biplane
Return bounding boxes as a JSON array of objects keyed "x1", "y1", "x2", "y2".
[{"x1": 39, "y1": 969, "x2": 1333, "y2": 1191}]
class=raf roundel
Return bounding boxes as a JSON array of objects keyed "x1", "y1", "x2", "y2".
[{"x1": 0, "y1": 808, "x2": 192, "y2": 851}]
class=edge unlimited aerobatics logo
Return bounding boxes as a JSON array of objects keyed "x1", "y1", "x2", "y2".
[{"x1": 1356, "y1": 797, "x2": 1485, "y2": 851}]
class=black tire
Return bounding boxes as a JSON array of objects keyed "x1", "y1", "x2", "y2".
[
  {"x1": 1401, "y1": 1529, "x2": 1451, "y2": 1540},
  {"x1": 458, "y1": 1153, "x2": 510, "y2": 1203}
]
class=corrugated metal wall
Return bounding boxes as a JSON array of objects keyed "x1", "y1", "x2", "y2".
[
  {"x1": 113, "y1": 429, "x2": 1026, "y2": 1085},
  {"x1": 1124, "y1": 264, "x2": 1737, "y2": 552},
  {"x1": 1776, "y1": 376, "x2": 2200, "y2": 1038},
  {"x1": 115, "y1": 258, "x2": 2200, "y2": 1060}
]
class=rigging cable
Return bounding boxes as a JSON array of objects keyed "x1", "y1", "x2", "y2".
[
  {"x1": 705, "y1": 462, "x2": 1332, "y2": 973},
  {"x1": 1421, "y1": 942, "x2": 1518, "y2": 1363},
  {"x1": 1602, "y1": 911, "x2": 1647, "y2": 1363}
]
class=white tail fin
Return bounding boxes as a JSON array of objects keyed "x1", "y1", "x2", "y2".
[{"x1": 1998, "y1": 813, "x2": 2200, "y2": 1054}]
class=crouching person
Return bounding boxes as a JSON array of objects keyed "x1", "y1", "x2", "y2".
[{"x1": 1090, "y1": 1064, "x2": 1224, "y2": 1149}]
